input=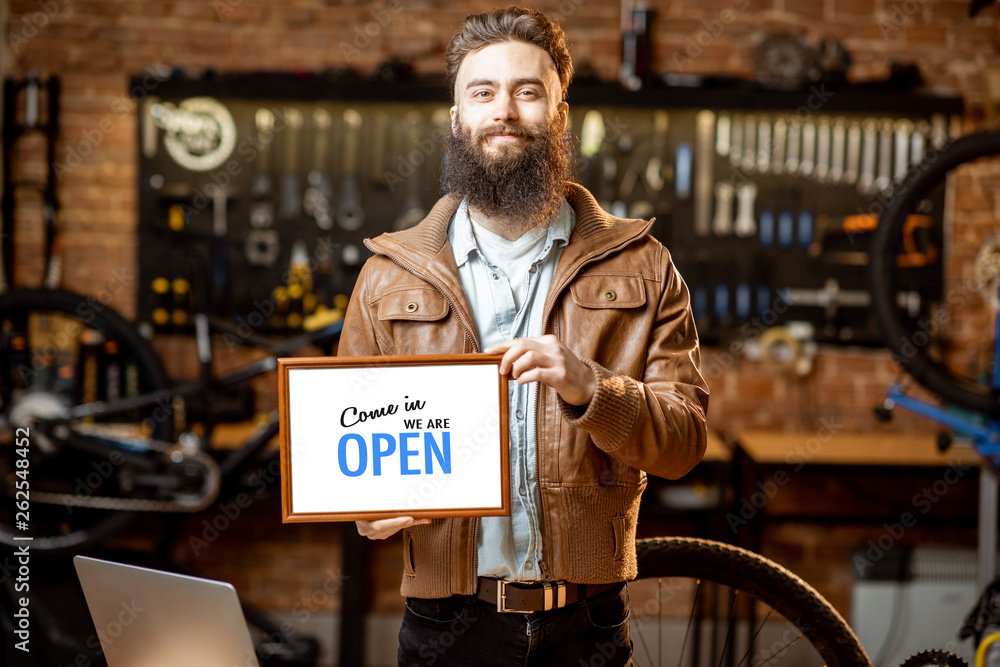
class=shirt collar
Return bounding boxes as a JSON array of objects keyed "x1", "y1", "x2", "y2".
[{"x1": 449, "y1": 198, "x2": 575, "y2": 268}]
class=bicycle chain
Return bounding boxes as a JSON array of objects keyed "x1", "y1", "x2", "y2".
[{"x1": 31, "y1": 432, "x2": 222, "y2": 513}]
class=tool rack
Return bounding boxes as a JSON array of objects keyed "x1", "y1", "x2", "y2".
[{"x1": 132, "y1": 73, "x2": 962, "y2": 345}]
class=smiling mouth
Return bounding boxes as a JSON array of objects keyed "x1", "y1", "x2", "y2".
[{"x1": 481, "y1": 124, "x2": 533, "y2": 144}]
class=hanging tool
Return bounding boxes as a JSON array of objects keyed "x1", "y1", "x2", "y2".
[
  {"x1": 844, "y1": 119, "x2": 861, "y2": 184},
  {"x1": 337, "y1": 108, "x2": 365, "y2": 231},
  {"x1": 734, "y1": 182, "x2": 758, "y2": 238},
  {"x1": 772, "y1": 118, "x2": 787, "y2": 175},
  {"x1": 756, "y1": 117, "x2": 772, "y2": 173},
  {"x1": 393, "y1": 111, "x2": 428, "y2": 231},
  {"x1": 694, "y1": 110, "x2": 715, "y2": 236},
  {"x1": 712, "y1": 182, "x2": 735, "y2": 236},
  {"x1": 205, "y1": 183, "x2": 232, "y2": 315},
  {"x1": 809, "y1": 213, "x2": 939, "y2": 267},
  {"x1": 1, "y1": 74, "x2": 61, "y2": 292},
  {"x1": 815, "y1": 117, "x2": 830, "y2": 182},
  {"x1": 304, "y1": 108, "x2": 334, "y2": 231},
  {"x1": 829, "y1": 118, "x2": 846, "y2": 183},
  {"x1": 785, "y1": 118, "x2": 801, "y2": 174},
  {"x1": 279, "y1": 107, "x2": 304, "y2": 225}
]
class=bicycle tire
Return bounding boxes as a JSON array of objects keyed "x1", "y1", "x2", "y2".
[
  {"x1": 634, "y1": 537, "x2": 872, "y2": 667},
  {"x1": 869, "y1": 129, "x2": 1000, "y2": 417},
  {"x1": 0, "y1": 287, "x2": 171, "y2": 554}
]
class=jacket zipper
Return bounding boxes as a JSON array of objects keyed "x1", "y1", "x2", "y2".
[
  {"x1": 364, "y1": 241, "x2": 483, "y2": 587},
  {"x1": 370, "y1": 218, "x2": 653, "y2": 584},
  {"x1": 533, "y1": 219, "x2": 655, "y2": 580}
]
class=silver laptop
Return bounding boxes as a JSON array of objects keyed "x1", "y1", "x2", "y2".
[{"x1": 73, "y1": 555, "x2": 260, "y2": 667}]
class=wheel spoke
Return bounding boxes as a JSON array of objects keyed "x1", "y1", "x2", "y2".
[
  {"x1": 632, "y1": 579, "x2": 657, "y2": 667},
  {"x1": 717, "y1": 587, "x2": 739, "y2": 667},
  {"x1": 736, "y1": 607, "x2": 775, "y2": 667},
  {"x1": 675, "y1": 578, "x2": 702, "y2": 667}
]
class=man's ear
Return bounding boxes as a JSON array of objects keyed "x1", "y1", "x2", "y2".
[{"x1": 450, "y1": 105, "x2": 458, "y2": 134}]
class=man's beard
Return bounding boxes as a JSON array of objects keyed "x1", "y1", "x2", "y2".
[{"x1": 443, "y1": 114, "x2": 573, "y2": 226}]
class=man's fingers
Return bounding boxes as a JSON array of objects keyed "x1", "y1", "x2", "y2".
[
  {"x1": 355, "y1": 516, "x2": 431, "y2": 540},
  {"x1": 484, "y1": 341, "x2": 514, "y2": 355},
  {"x1": 485, "y1": 340, "x2": 519, "y2": 375},
  {"x1": 510, "y1": 349, "x2": 556, "y2": 380}
]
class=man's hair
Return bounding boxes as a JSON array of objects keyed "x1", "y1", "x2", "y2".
[{"x1": 445, "y1": 6, "x2": 574, "y2": 101}]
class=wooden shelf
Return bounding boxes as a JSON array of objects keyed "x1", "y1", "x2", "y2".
[{"x1": 737, "y1": 430, "x2": 981, "y2": 467}]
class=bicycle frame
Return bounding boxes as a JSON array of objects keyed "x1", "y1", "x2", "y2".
[
  {"x1": 48, "y1": 314, "x2": 343, "y2": 471},
  {"x1": 881, "y1": 282, "x2": 1000, "y2": 463},
  {"x1": 884, "y1": 383, "x2": 1000, "y2": 461}
]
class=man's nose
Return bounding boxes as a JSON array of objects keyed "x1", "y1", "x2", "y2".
[{"x1": 492, "y1": 92, "x2": 518, "y2": 122}]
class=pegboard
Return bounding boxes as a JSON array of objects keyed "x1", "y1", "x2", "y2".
[{"x1": 133, "y1": 74, "x2": 961, "y2": 345}]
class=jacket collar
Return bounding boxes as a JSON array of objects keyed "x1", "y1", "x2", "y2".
[{"x1": 367, "y1": 183, "x2": 652, "y2": 264}]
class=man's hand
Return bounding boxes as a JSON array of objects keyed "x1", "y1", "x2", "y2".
[
  {"x1": 356, "y1": 517, "x2": 431, "y2": 540},
  {"x1": 485, "y1": 335, "x2": 595, "y2": 406}
]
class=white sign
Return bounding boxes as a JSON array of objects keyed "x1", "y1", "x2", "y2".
[
  {"x1": 278, "y1": 355, "x2": 509, "y2": 522},
  {"x1": 154, "y1": 97, "x2": 237, "y2": 172}
]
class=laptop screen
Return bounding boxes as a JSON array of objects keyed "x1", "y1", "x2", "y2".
[{"x1": 74, "y1": 556, "x2": 260, "y2": 667}]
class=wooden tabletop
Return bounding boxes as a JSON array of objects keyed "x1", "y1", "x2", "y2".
[
  {"x1": 703, "y1": 430, "x2": 732, "y2": 462},
  {"x1": 737, "y1": 430, "x2": 982, "y2": 467}
]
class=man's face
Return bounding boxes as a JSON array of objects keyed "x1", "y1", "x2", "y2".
[
  {"x1": 444, "y1": 39, "x2": 572, "y2": 227},
  {"x1": 450, "y1": 39, "x2": 568, "y2": 158}
]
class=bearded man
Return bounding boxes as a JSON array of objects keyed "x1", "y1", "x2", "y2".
[{"x1": 338, "y1": 7, "x2": 710, "y2": 666}]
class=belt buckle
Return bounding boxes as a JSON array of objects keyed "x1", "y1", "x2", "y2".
[
  {"x1": 496, "y1": 580, "x2": 517, "y2": 613},
  {"x1": 496, "y1": 581, "x2": 568, "y2": 613}
]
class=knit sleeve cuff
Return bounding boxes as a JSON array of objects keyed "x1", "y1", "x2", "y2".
[{"x1": 558, "y1": 358, "x2": 641, "y2": 453}]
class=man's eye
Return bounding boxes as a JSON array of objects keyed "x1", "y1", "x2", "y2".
[{"x1": 474, "y1": 90, "x2": 492, "y2": 99}]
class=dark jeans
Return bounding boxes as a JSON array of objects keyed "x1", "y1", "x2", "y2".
[{"x1": 398, "y1": 582, "x2": 632, "y2": 667}]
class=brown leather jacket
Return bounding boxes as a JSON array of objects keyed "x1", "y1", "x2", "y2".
[{"x1": 338, "y1": 182, "x2": 709, "y2": 598}]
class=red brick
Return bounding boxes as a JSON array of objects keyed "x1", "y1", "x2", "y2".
[
  {"x1": 217, "y1": 5, "x2": 265, "y2": 23},
  {"x1": 904, "y1": 24, "x2": 949, "y2": 44},
  {"x1": 832, "y1": 0, "x2": 876, "y2": 19},
  {"x1": 266, "y1": 5, "x2": 317, "y2": 25},
  {"x1": 932, "y1": 1, "x2": 974, "y2": 23},
  {"x1": 784, "y1": 0, "x2": 828, "y2": 21}
]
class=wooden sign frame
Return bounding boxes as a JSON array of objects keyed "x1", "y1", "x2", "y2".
[{"x1": 277, "y1": 354, "x2": 510, "y2": 522}]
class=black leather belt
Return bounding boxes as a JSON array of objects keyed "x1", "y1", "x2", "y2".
[{"x1": 476, "y1": 577, "x2": 620, "y2": 613}]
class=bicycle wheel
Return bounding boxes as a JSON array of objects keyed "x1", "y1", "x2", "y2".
[
  {"x1": 631, "y1": 537, "x2": 871, "y2": 667},
  {"x1": 0, "y1": 287, "x2": 172, "y2": 554},
  {"x1": 869, "y1": 130, "x2": 1000, "y2": 417}
]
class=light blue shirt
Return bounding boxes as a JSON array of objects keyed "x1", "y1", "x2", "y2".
[{"x1": 448, "y1": 198, "x2": 575, "y2": 581}]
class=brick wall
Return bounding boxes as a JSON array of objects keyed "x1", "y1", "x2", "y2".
[
  {"x1": 4, "y1": 0, "x2": 998, "y2": 436},
  {"x1": 4, "y1": 0, "x2": 999, "y2": 647}
]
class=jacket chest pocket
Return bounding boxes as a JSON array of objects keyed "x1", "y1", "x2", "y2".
[
  {"x1": 376, "y1": 287, "x2": 459, "y2": 355},
  {"x1": 378, "y1": 287, "x2": 450, "y2": 321},
  {"x1": 569, "y1": 275, "x2": 646, "y2": 310},
  {"x1": 563, "y1": 273, "x2": 648, "y2": 399}
]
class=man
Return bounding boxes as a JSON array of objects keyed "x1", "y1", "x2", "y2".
[{"x1": 338, "y1": 6, "x2": 709, "y2": 665}]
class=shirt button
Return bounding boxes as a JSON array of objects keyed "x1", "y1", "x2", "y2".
[
  {"x1": 492, "y1": 273, "x2": 500, "y2": 280},
  {"x1": 519, "y1": 485, "x2": 526, "y2": 496},
  {"x1": 515, "y1": 409, "x2": 524, "y2": 420},
  {"x1": 524, "y1": 562, "x2": 533, "y2": 570}
]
